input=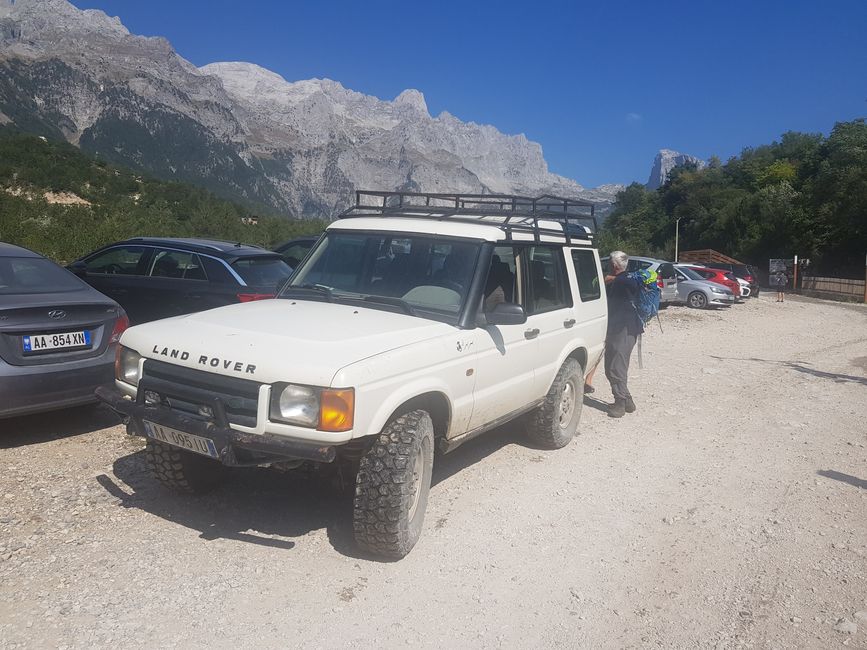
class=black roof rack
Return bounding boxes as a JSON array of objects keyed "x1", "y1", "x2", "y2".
[{"x1": 337, "y1": 190, "x2": 598, "y2": 244}]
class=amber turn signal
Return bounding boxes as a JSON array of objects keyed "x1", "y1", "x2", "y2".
[{"x1": 318, "y1": 388, "x2": 354, "y2": 432}]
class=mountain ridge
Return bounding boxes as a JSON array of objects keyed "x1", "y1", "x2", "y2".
[{"x1": 0, "y1": 0, "x2": 623, "y2": 217}]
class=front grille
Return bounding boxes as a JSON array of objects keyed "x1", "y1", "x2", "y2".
[{"x1": 141, "y1": 359, "x2": 261, "y2": 427}]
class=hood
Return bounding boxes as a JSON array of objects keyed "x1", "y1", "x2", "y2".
[{"x1": 121, "y1": 299, "x2": 454, "y2": 386}]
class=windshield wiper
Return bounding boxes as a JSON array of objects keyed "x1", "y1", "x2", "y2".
[
  {"x1": 361, "y1": 295, "x2": 416, "y2": 316},
  {"x1": 280, "y1": 283, "x2": 334, "y2": 302}
]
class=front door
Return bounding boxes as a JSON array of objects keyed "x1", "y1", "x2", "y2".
[{"x1": 467, "y1": 245, "x2": 541, "y2": 430}]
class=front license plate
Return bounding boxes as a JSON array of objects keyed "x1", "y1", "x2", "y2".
[
  {"x1": 23, "y1": 330, "x2": 91, "y2": 353},
  {"x1": 143, "y1": 421, "x2": 219, "y2": 459}
]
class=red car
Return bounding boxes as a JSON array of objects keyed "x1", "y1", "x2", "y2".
[{"x1": 687, "y1": 266, "x2": 742, "y2": 299}]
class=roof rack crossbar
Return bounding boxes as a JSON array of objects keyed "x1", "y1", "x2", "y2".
[{"x1": 341, "y1": 191, "x2": 598, "y2": 244}]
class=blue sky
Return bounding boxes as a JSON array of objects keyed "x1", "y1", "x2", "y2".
[{"x1": 72, "y1": 0, "x2": 866, "y2": 188}]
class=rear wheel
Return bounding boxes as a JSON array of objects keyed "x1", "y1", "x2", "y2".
[
  {"x1": 525, "y1": 358, "x2": 583, "y2": 449},
  {"x1": 144, "y1": 439, "x2": 228, "y2": 494},
  {"x1": 687, "y1": 291, "x2": 708, "y2": 309},
  {"x1": 353, "y1": 409, "x2": 434, "y2": 559}
]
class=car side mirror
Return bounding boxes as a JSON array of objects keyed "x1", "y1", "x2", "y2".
[
  {"x1": 481, "y1": 302, "x2": 527, "y2": 326},
  {"x1": 67, "y1": 261, "x2": 88, "y2": 277}
]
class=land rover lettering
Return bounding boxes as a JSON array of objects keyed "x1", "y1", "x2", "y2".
[
  {"x1": 151, "y1": 345, "x2": 190, "y2": 361},
  {"x1": 195, "y1": 355, "x2": 256, "y2": 374}
]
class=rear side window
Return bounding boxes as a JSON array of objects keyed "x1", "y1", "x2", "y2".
[
  {"x1": 84, "y1": 246, "x2": 148, "y2": 275},
  {"x1": 148, "y1": 250, "x2": 207, "y2": 280},
  {"x1": 570, "y1": 249, "x2": 601, "y2": 302},
  {"x1": 527, "y1": 246, "x2": 571, "y2": 313},
  {"x1": 232, "y1": 257, "x2": 292, "y2": 289},
  {"x1": 0, "y1": 257, "x2": 84, "y2": 294}
]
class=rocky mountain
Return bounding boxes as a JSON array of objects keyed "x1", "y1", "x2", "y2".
[
  {"x1": 646, "y1": 149, "x2": 707, "y2": 190},
  {"x1": 0, "y1": 0, "x2": 621, "y2": 217}
]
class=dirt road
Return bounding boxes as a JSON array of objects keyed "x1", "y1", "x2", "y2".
[{"x1": 1, "y1": 295, "x2": 866, "y2": 649}]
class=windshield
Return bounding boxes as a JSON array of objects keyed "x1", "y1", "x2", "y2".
[
  {"x1": 232, "y1": 257, "x2": 293, "y2": 289},
  {"x1": 0, "y1": 257, "x2": 85, "y2": 295},
  {"x1": 677, "y1": 266, "x2": 704, "y2": 281},
  {"x1": 284, "y1": 231, "x2": 481, "y2": 320}
]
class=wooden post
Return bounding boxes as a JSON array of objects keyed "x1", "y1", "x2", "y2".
[
  {"x1": 793, "y1": 254, "x2": 798, "y2": 293},
  {"x1": 864, "y1": 252, "x2": 867, "y2": 304}
]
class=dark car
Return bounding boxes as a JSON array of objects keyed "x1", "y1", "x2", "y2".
[
  {"x1": 704, "y1": 263, "x2": 760, "y2": 297},
  {"x1": 273, "y1": 235, "x2": 319, "y2": 269},
  {"x1": 0, "y1": 242, "x2": 128, "y2": 418},
  {"x1": 70, "y1": 238, "x2": 293, "y2": 324}
]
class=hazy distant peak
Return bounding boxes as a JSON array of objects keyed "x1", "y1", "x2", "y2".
[{"x1": 647, "y1": 149, "x2": 706, "y2": 189}]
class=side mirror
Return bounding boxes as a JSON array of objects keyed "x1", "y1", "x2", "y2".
[
  {"x1": 67, "y1": 261, "x2": 88, "y2": 277},
  {"x1": 482, "y1": 302, "x2": 527, "y2": 326}
]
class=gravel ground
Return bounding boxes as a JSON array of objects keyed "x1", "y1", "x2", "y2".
[{"x1": 1, "y1": 294, "x2": 866, "y2": 649}]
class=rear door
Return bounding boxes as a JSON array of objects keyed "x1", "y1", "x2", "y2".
[
  {"x1": 657, "y1": 262, "x2": 678, "y2": 303},
  {"x1": 141, "y1": 248, "x2": 215, "y2": 321},
  {"x1": 524, "y1": 244, "x2": 575, "y2": 396}
]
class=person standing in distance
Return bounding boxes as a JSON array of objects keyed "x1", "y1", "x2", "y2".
[
  {"x1": 604, "y1": 251, "x2": 643, "y2": 418},
  {"x1": 773, "y1": 269, "x2": 788, "y2": 302}
]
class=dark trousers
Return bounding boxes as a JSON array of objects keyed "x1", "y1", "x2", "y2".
[{"x1": 605, "y1": 326, "x2": 637, "y2": 401}]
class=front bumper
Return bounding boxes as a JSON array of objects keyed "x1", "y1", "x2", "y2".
[
  {"x1": 709, "y1": 294, "x2": 736, "y2": 306},
  {"x1": 95, "y1": 385, "x2": 337, "y2": 466}
]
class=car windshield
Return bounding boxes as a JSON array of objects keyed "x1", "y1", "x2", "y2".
[
  {"x1": 0, "y1": 257, "x2": 85, "y2": 294},
  {"x1": 231, "y1": 257, "x2": 293, "y2": 289},
  {"x1": 677, "y1": 267, "x2": 704, "y2": 281},
  {"x1": 283, "y1": 231, "x2": 481, "y2": 321}
]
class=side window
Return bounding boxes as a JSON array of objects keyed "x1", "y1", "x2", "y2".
[
  {"x1": 84, "y1": 246, "x2": 148, "y2": 275},
  {"x1": 484, "y1": 246, "x2": 519, "y2": 311},
  {"x1": 527, "y1": 246, "x2": 571, "y2": 314},
  {"x1": 570, "y1": 249, "x2": 601, "y2": 302},
  {"x1": 149, "y1": 250, "x2": 207, "y2": 280}
]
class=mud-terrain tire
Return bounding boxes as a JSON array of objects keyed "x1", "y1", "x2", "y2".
[
  {"x1": 144, "y1": 439, "x2": 228, "y2": 494},
  {"x1": 353, "y1": 409, "x2": 434, "y2": 559},
  {"x1": 525, "y1": 357, "x2": 583, "y2": 449},
  {"x1": 688, "y1": 291, "x2": 708, "y2": 309}
]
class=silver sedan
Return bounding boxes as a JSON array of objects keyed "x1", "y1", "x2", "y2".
[{"x1": 673, "y1": 265, "x2": 736, "y2": 309}]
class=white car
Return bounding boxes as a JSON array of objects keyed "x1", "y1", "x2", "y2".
[
  {"x1": 98, "y1": 191, "x2": 608, "y2": 558},
  {"x1": 736, "y1": 276, "x2": 751, "y2": 298}
]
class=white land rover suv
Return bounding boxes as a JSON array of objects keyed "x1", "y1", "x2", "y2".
[{"x1": 98, "y1": 191, "x2": 608, "y2": 558}]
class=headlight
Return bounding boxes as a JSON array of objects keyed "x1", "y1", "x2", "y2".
[
  {"x1": 270, "y1": 383, "x2": 354, "y2": 432},
  {"x1": 710, "y1": 287, "x2": 725, "y2": 294},
  {"x1": 115, "y1": 346, "x2": 142, "y2": 386}
]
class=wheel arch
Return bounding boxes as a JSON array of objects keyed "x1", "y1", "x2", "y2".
[{"x1": 388, "y1": 392, "x2": 451, "y2": 442}]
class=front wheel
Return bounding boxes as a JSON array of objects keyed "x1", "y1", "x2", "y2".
[
  {"x1": 525, "y1": 358, "x2": 583, "y2": 449},
  {"x1": 687, "y1": 291, "x2": 708, "y2": 309},
  {"x1": 353, "y1": 409, "x2": 434, "y2": 559}
]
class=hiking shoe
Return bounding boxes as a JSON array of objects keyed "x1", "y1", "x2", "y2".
[
  {"x1": 625, "y1": 397, "x2": 636, "y2": 413},
  {"x1": 608, "y1": 399, "x2": 626, "y2": 418}
]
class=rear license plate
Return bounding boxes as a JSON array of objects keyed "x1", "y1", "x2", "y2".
[
  {"x1": 22, "y1": 330, "x2": 91, "y2": 353},
  {"x1": 143, "y1": 421, "x2": 219, "y2": 459}
]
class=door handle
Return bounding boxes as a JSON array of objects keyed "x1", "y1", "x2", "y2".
[
  {"x1": 524, "y1": 328, "x2": 540, "y2": 340},
  {"x1": 563, "y1": 318, "x2": 576, "y2": 328}
]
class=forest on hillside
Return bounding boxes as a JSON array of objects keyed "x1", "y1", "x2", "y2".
[
  {"x1": 0, "y1": 129, "x2": 325, "y2": 262},
  {"x1": 600, "y1": 119, "x2": 867, "y2": 277}
]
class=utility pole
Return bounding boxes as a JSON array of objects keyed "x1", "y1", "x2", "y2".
[
  {"x1": 675, "y1": 216, "x2": 682, "y2": 263},
  {"x1": 864, "y1": 252, "x2": 867, "y2": 304}
]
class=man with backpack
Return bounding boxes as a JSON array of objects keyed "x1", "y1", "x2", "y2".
[{"x1": 604, "y1": 251, "x2": 645, "y2": 418}]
